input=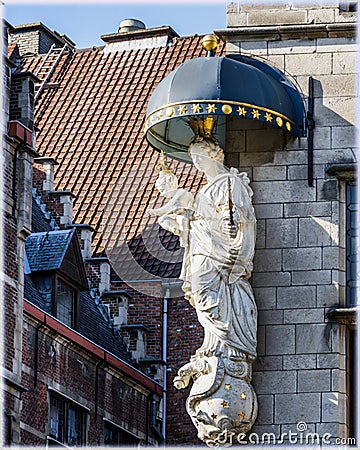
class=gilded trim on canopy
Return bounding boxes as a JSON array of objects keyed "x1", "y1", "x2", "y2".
[
  {"x1": 145, "y1": 99, "x2": 295, "y2": 124},
  {"x1": 144, "y1": 99, "x2": 295, "y2": 138}
]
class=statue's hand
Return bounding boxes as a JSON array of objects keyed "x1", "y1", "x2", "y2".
[
  {"x1": 146, "y1": 208, "x2": 158, "y2": 216},
  {"x1": 220, "y1": 217, "x2": 238, "y2": 239}
]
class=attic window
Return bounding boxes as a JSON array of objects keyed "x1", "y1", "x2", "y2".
[{"x1": 56, "y1": 278, "x2": 77, "y2": 328}]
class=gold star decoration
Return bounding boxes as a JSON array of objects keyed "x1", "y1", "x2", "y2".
[
  {"x1": 207, "y1": 104, "x2": 217, "y2": 113},
  {"x1": 211, "y1": 413, "x2": 218, "y2": 420},
  {"x1": 240, "y1": 392, "x2": 247, "y2": 400},
  {"x1": 149, "y1": 115, "x2": 155, "y2": 124},
  {"x1": 265, "y1": 112, "x2": 273, "y2": 122},
  {"x1": 157, "y1": 111, "x2": 163, "y2": 120},
  {"x1": 178, "y1": 105, "x2": 187, "y2": 115},
  {"x1": 225, "y1": 384, "x2": 231, "y2": 391},
  {"x1": 207, "y1": 398, "x2": 213, "y2": 405},
  {"x1": 251, "y1": 109, "x2": 260, "y2": 119},
  {"x1": 237, "y1": 106, "x2": 247, "y2": 116},
  {"x1": 238, "y1": 412, "x2": 245, "y2": 419},
  {"x1": 191, "y1": 103, "x2": 202, "y2": 113},
  {"x1": 221, "y1": 400, "x2": 229, "y2": 408}
]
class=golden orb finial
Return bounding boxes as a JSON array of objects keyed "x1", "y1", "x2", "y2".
[{"x1": 201, "y1": 34, "x2": 219, "y2": 55}]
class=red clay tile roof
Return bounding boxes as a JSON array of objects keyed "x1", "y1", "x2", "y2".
[
  {"x1": 23, "y1": 36, "x2": 225, "y2": 281},
  {"x1": 8, "y1": 42, "x2": 17, "y2": 58}
]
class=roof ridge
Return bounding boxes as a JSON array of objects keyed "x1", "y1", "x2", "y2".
[{"x1": 28, "y1": 228, "x2": 73, "y2": 236}]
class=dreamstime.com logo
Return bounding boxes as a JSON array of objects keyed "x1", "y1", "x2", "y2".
[{"x1": 211, "y1": 422, "x2": 357, "y2": 446}]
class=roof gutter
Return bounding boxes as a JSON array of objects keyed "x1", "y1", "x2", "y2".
[{"x1": 24, "y1": 300, "x2": 163, "y2": 396}]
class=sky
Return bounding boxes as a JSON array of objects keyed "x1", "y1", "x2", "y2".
[{"x1": 3, "y1": 0, "x2": 228, "y2": 49}]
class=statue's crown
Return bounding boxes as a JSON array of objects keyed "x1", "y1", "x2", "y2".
[
  {"x1": 156, "y1": 150, "x2": 173, "y2": 174},
  {"x1": 188, "y1": 116, "x2": 215, "y2": 138}
]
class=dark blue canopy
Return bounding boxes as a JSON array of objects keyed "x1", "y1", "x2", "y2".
[{"x1": 145, "y1": 54, "x2": 306, "y2": 162}]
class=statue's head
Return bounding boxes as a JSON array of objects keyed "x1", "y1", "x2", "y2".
[
  {"x1": 155, "y1": 171, "x2": 179, "y2": 196},
  {"x1": 189, "y1": 136, "x2": 225, "y2": 174}
]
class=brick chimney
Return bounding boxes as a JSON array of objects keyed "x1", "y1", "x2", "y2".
[
  {"x1": 32, "y1": 157, "x2": 76, "y2": 228},
  {"x1": 33, "y1": 157, "x2": 58, "y2": 193},
  {"x1": 70, "y1": 224, "x2": 95, "y2": 260},
  {"x1": 47, "y1": 191, "x2": 75, "y2": 228},
  {"x1": 9, "y1": 71, "x2": 39, "y2": 131}
]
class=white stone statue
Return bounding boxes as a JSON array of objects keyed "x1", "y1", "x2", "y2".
[{"x1": 150, "y1": 137, "x2": 258, "y2": 446}]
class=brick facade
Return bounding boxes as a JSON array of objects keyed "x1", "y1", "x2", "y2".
[
  {"x1": 2, "y1": 44, "x2": 35, "y2": 446},
  {"x1": 20, "y1": 316, "x2": 152, "y2": 445},
  {"x1": 2, "y1": 21, "x2": 164, "y2": 448},
  {"x1": 166, "y1": 296, "x2": 203, "y2": 444}
]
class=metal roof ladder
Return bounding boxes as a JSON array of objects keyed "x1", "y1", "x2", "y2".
[{"x1": 34, "y1": 43, "x2": 69, "y2": 102}]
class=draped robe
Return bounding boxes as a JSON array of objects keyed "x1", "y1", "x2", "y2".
[{"x1": 180, "y1": 169, "x2": 257, "y2": 360}]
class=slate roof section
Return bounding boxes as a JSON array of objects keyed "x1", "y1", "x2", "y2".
[
  {"x1": 24, "y1": 274, "x2": 48, "y2": 310},
  {"x1": 31, "y1": 197, "x2": 54, "y2": 233},
  {"x1": 77, "y1": 291, "x2": 133, "y2": 362},
  {"x1": 25, "y1": 229, "x2": 75, "y2": 272},
  {"x1": 25, "y1": 228, "x2": 88, "y2": 289},
  {"x1": 22, "y1": 34, "x2": 225, "y2": 281},
  {"x1": 25, "y1": 216, "x2": 133, "y2": 362},
  {"x1": 24, "y1": 275, "x2": 133, "y2": 362}
]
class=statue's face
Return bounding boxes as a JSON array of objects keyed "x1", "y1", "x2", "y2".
[
  {"x1": 155, "y1": 173, "x2": 178, "y2": 196},
  {"x1": 189, "y1": 143, "x2": 214, "y2": 173}
]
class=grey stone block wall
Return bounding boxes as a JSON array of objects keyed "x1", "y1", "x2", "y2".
[
  {"x1": 225, "y1": 1, "x2": 356, "y2": 443},
  {"x1": 227, "y1": 2, "x2": 357, "y2": 28}
]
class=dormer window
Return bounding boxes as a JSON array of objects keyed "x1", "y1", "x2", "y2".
[
  {"x1": 56, "y1": 278, "x2": 77, "y2": 328},
  {"x1": 25, "y1": 229, "x2": 88, "y2": 330}
]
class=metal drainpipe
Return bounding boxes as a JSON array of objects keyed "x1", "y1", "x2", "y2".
[{"x1": 161, "y1": 288, "x2": 170, "y2": 444}]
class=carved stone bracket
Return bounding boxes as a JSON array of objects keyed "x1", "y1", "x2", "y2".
[{"x1": 175, "y1": 355, "x2": 257, "y2": 446}]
